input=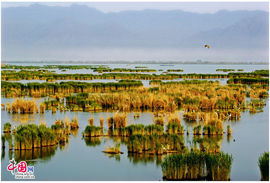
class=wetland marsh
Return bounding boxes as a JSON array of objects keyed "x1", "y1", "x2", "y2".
[{"x1": 1, "y1": 63, "x2": 269, "y2": 181}]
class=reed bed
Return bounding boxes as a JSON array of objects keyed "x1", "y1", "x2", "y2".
[
  {"x1": 2, "y1": 81, "x2": 143, "y2": 97},
  {"x1": 51, "y1": 119, "x2": 70, "y2": 144},
  {"x1": 9, "y1": 98, "x2": 38, "y2": 114},
  {"x1": 166, "y1": 114, "x2": 183, "y2": 135},
  {"x1": 107, "y1": 113, "x2": 127, "y2": 130},
  {"x1": 83, "y1": 125, "x2": 102, "y2": 137},
  {"x1": 93, "y1": 68, "x2": 156, "y2": 73},
  {"x1": 155, "y1": 117, "x2": 165, "y2": 126},
  {"x1": 1, "y1": 135, "x2": 5, "y2": 149},
  {"x1": 167, "y1": 69, "x2": 184, "y2": 72},
  {"x1": 70, "y1": 117, "x2": 79, "y2": 129},
  {"x1": 227, "y1": 125, "x2": 232, "y2": 135},
  {"x1": 216, "y1": 69, "x2": 235, "y2": 72},
  {"x1": 3, "y1": 122, "x2": 11, "y2": 133},
  {"x1": 100, "y1": 118, "x2": 104, "y2": 128},
  {"x1": 193, "y1": 136, "x2": 222, "y2": 153},
  {"x1": 202, "y1": 120, "x2": 223, "y2": 136},
  {"x1": 88, "y1": 118, "x2": 94, "y2": 126},
  {"x1": 227, "y1": 78, "x2": 269, "y2": 85},
  {"x1": 127, "y1": 133, "x2": 185, "y2": 155},
  {"x1": 161, "y1": 151, "x2": 233, "y2": 180},
  {"x1": 3, "y1": 80, "x2": 265, "y2": 116},
  {"x1": 14, "y1": 124, "x2": 57, "y2": 150},
  {"x1": 2, "y1": 69, "x2": 267, "y2": 82},
  {"x1": 6, "y1": 117, "x2": 79, "y2": 150},
  {"x1": 183, "y1": 112, "x2": 197, "y2": 122},
  {"x1": 103, "y1": 142, "x2": 122, "y2": 154}
]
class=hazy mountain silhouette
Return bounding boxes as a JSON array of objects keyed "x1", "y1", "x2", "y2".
[{"x1": 2, "y1": 4, "x2": 268, "y2": 61}]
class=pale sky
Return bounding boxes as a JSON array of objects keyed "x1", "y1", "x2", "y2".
[{"x1": 2, "y1": 2, "x2": 269, "y2": 13}]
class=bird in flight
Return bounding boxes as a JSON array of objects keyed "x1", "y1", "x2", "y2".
[{"x1": 204, "y1": 44, "x2": 210, "y2": 49}]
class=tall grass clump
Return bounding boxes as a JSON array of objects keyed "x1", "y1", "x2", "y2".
[
  {"x1": 258, "y1": 152, "x2": 269, "y2": 181},
  {"x1": 161, "y1": 151, "x2": 233, "y2": 180},
  {"x1": 107, "y1": 113, "x2": 127, "y2": 130},
  {"x1": 10, "y1": 99, "x2": 39, "y2": 114},
  {"x1": 83, "y1": 125, "x2": 102, "y2": 137},
  {"x1": 70, "y1": 116, "x2": 79, "y2": 129},
  {"x1": 3, "y1": 122, "x2": 11, "y2": 133}
]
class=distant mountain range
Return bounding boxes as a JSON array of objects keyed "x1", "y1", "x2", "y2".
[{"x1": 1, "y1": 4, "x2": 269, "y2": 62}]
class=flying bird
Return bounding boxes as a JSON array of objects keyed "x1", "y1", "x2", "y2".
[{"x1": 204, "y1": 44, "x2": 210, "y2": 49}]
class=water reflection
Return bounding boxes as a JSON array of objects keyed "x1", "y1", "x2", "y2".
[
  {"x1": 104, "y1": 153, "x2": 121, "y2": 162},
  {"x1": 14, "y1": 146, "x2": 57, "y2": 165},
  {"x1": 127, "y1": 153, "x2": 162, "y2": 166},
  {"x1": 11, "y1": 113, "x2": 37, "y2": 124},
  {"x1": 83, "y1": 137, "x2": 102, "y2": 147}
]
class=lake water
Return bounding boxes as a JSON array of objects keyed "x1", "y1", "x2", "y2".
[{"x1": 1, "y1": 63, "x2": 269, "y2": 181}]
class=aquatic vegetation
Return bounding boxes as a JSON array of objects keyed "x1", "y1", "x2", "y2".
[
  {"x1": 1, "y1": 80, "x2": 143, "y2": 97},
  {"x1": 184, "y1": 112, "x2": 197, "y2": 122},
  {"x1": 167, "y1": 69, "x2": 184, "y2": 72},
  {"x1": 193, "y1": 136, "x2": 222, "y2": 153},
  {"x1": 2, "y1": 64, "x2": 108, "y2": 70},
  {"x1": 161, "y1": 151, "x2": 233, "y2": 180},
  {"x1": 83, "y1": 125, "x2": 102, "y2": 137},
  {"x1": 100, "y1": 118, "x2": 104, "y2": 128},
  {"x1": 93, "y1": 68, "x2": 156, "y2": 73},
  {"x1": 51, "y1": 119, "x2": 70, "y2": 144},
  {"x1": 168, "y1": 114, "x2": 181, "y2": 124},
  {"x1": 3, "y1": 122, "x2": 11, "y2": 133},
  {"x1": 202, "y1": 118, "x2": 224, "y2": 136},
  {"x1": 107, "y1": 113, "x2": 127, "y2": 130},
  {"x1": 2, "y1": 69, "x2": 268, "y2": 83},
  {"x1": 166, "y1": 120, "x2": 184, "y2": 135},
  {"x1": 14, "y1": 124, "x2": 57, "y2": 149},
  {"x1": 70, "y1": 117, "x2": 79, "y2": 129},
  {"x1": 135, "y1": 66, "x2": 148, "y2": 68},
  {"x1": 103, "y1": 142, "x2": 123, "y2": 154},
  {"x1": 144, "y1": 124, "x2": 164, "y2": 136},
  {"x1": 216, "y1": 69, "x2": 235, "y2": 72},
  {"x1": 39, "y1": 103, "x2": 45, "y2": 113},
  {"x1": 227, "y1": 125, "x2": 232, "y2": 135},
  {"x1": 126, "y1": 124, "x2": 145, "y2": 136},
  {"x1": 149, "y1": 80, "x2": 162, "y2": 85},
  {"x1": 1, "y1": 135, "x2": 5, "y2": 149},
  {"x1": 133, "y1": 113, "x2": 140, "y2": 118},
  {"x1": 193, "y1": 125, "x2": 202, "y2": 135},
  {"x1": 228, "y1": 109, "x2": 241, "y2": 120},
  {"x1": 1, "y1": 64, "x2": 269, "y2": 180},
  {"x1": 10, "y1": 98, "x2": 38, "y2": 114},
  {"x1": 155, "y1": 117, "x2": 164, "y2": 126},
  {"x1": 88, "y1": 117, "x2": 94, "y2": 126},
  {"x1": 227, "y1": 78, "x2": 269, "y2": 85},
  {"x1": 258, "y1": 152, "x2": 269, "y2": 181},
  {"x1": 127, "y1": 133, "x2": 184, "y2": 155},
  {"x1": 38, "y1": 119, "x2": 46, "y2": 128},
  {"x1": 3, "y1": 79, "x2": 266, "y2": 115}
]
